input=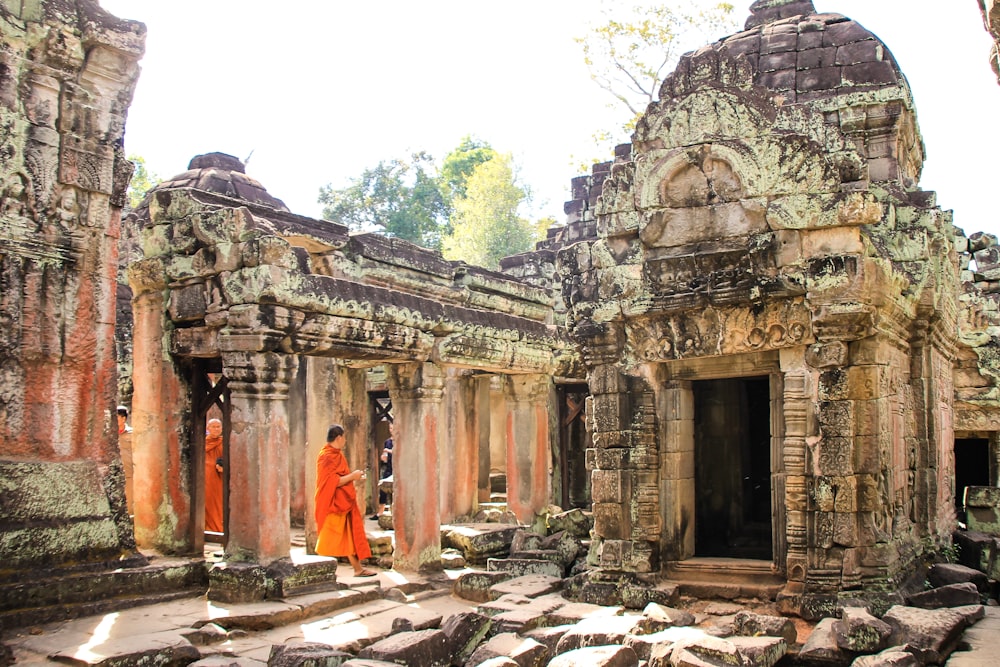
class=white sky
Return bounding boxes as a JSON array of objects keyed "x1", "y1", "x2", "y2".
[{"x1": 100, "y1": 1, "x2": 1000, "y2": 238}]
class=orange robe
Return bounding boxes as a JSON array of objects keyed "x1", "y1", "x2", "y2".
[
  {"x1": 205, "y1": 435, "x2": 224, "y2": 533},
  {"x1": 315, "y1": 444, "x2": 371, "y2": 559}
]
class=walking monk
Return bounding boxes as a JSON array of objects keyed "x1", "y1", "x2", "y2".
[
  {"x1": 314, "y1": 424, "x2": 375, "y2": 576},
  {"x1": 205, "y1": 418, "x2": 224, "y2": 533}
]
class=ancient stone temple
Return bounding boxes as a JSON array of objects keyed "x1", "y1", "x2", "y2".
[
  {"x1": 5, "y1": 0, "x2": 1000, "y2": 627},
  {"x1": 552, "y1": 0, "x2": 1000, "y2": 614},
  {"x1": 0, "y1": 0, "x2": 146, "y2": 601},
  {"x1": 124, "y1": 151, "x2": 580, "y2": 597}
]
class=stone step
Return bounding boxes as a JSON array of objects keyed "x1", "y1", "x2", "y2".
[
  {"x1": 1, "y1": 586, "x2": 203, "y2": 630},
  {"x1": 664, "y1": 558, "x2": 785, "y2": 601},
  {"x1": 0, "y1": 557, "x2": 208, "y2": 629}
]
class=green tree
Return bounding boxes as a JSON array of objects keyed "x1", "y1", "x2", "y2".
[
  {"x1": 576, "y1": 1, "x2": 737, "y2": 158},
  {"x1": 127, "y1": 154, "x2": 160, "y2": 210},
  {"x1": 438, "y1": 136, "x2": 496, "y2": 208},
  {"x1": 318, "y1": 152, "x2": 447, "y2": 249},
  {"x1": 442, "y1": 154, "x2": 539, "y2": 269}
]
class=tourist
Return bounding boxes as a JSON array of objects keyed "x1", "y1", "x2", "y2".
[
  {"x1": 117, "y1": 405, "x2": 134, "y2": 515},
  {"x1": 315, "y1": 424, "x2": 375, "y2": 576},
  {"x1": 204, "y1": 418, "x2": 224, "y2": 533},
  {"x1": 371, "y1": 421, "x2": 394, "y2": 520}
]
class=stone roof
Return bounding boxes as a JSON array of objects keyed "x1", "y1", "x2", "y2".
[
  {"x1": 662, "y1": 0, "x2": 909, "y2": 106},
  {"x1": 148, "y1": 152, "x2": 289, "y2": 212}
]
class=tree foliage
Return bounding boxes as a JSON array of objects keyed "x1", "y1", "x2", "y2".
[
  {"x1": 577, "y1": 1, "x2": 737, "y2": 152},
  {"x1": 126, "y1": 154, "x2": 160, "y2": 210},
  {"x1": 319, "y1": 138, "x2": 547, "y2": 267},
  {"x1": 439, "y1": 136, "x2": 496, "y2": 208},
  {"x1": 441, "y1": 154, "x2": 538, "y2": 270},
  {"x1": 318, "y1": 152, "x2": 447, "y2": 249}
]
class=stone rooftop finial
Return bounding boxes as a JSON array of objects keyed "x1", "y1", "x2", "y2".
[
  {"x1": 188, "y1": 152, "x2": 245, "y2": 173},
  {"x1": 746, "y1": 0, "x2": 816, "y2": 29}
]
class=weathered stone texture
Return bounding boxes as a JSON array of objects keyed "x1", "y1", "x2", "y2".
[{"x1": 0, "y1": 0, "x2": 145, "y2": 592}]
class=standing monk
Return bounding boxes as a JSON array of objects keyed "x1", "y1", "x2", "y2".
[
  {"x1": 205, "y1": 418, "x2": 224, "y2": 533},
  {"x1": 315, "y1": 424, "x2": 375, "y2": 576}
]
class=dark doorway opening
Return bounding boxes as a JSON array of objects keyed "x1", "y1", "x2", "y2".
[
  {"x1": 955, "y1": 438, "x2": 990, "y2": 523},
  {"x1": 694, "y1": 376, "x2": 772, "y2": 559},
  {"x1": 192, "y1": 359, "x2": 230, "y2": 546},
  {"x1": 557, "y1": 384, "x2": 590, "y2": 510}
]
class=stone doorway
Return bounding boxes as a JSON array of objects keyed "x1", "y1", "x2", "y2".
[
  {"x1": 693, "y1": 376, "x2": 772, "y2": 560},
  {"x1": 955, "y1": 437, "x2": 991, "y2": 523},
  {"x1": 557, "y1": 383, "x2": 590, "y2": 510},
  {"x1": 193, "y1": 363, "x2": 231, "y2": 547}
]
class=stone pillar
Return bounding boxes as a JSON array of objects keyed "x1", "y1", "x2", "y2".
[
  {"x1": 441, "y1": 368, "x2": 479, "y2": 522},
  {"x1": 656, "y1": 379, "x2": 694, "y2": 562},
  {"x1": 504, "y1": 374, "x2": 552, "y2": 523},
  {"x1": 387, "y1": 362, "x2": 444, "y2": 572},
  {"x1": 129, "y1": 258, "x2": 195, "y2": 554},
  {"x1": 222, "y1": 350, "x2": 297, "y2": 564},
  {"x1": 476, "y1": 375, "x2": 492, "y2": 504},
  {"x1": 303, "y1": 357, "x2": 337, "y2": 552},
  {"x1": 778, "y1": 351, "x2": 814, "y2": 592}
]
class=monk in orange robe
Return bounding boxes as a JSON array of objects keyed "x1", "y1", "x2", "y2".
[
  {"x1": 315, "y1": 423, "x2": 374, "y2": 576},
  {"x1": 205, "y1": 418, "x2": 224, "y2": 533}
]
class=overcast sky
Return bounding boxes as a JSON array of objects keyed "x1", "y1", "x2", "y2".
[{"x1": 100, "y1": 1, "x2": 1000, "y2": 239}]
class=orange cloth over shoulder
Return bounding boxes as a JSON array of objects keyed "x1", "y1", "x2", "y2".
[
  {"x1": 205, "y1": 435, "x2": 224, "y2": 532},
  {"x1": 315, "y1": 444, "x2": 371, "y2": 560}
]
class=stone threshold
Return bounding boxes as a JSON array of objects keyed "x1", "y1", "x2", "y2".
[{"x1": 663, "y1": 557, "x2": 786, "y2": 601}]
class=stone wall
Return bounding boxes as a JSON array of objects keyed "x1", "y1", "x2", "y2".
[
  {"x1": 549, "y1": 0, "x2": 970, "y2": 613},
  {"x1": 0, "y1": 0, "x2": 145, "y2": 575},
  {"x1": 980, "y1": 0, "x2": 1000, "y2": 83}
]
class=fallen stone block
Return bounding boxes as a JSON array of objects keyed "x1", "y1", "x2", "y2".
[
  {"x1": 487, "y1": 558, "x2": 563, "y2": 579},
  {"x1": 541, "y1": 530, "x2": 583, "y2": 566},
  {"x1": 441, "y1": 548, "x2": 467, "y2": 570},
  {"x1": 341, "y1": 660, "x2": 410, "y2": 667},
  {"x1": 441, "y1": 611, "x2": 493, "y2": 666},
  {"x1": 521, "y1": 625, "x2": 575, "y2": 657},
  {"x1": 444, "y1": 524, "x2": 519, "y2": 563},
  {"x1": 465, "y1": 632, "x2": 549, "y2": 667},
  {"x1": 510, "y1": 529, "x2": 544, "y2": 553},
  {"x1": 453, "y1": 570, "x2": 514, "y2": 603},
  {"x1": 548, "y1": 601, "x2": 622, "y2": 626},
  {"x1": 621, "y1": 582, "x2": 680, "y2": 610},
  {"x1": 965, "y1": 486, "x2": 1000, "y2": 535},
  {"x1": 181, "y1": 623, "x2": 228, "y2": 646},
  {"x1": 883, "y1": 605, "x2": 972, "y2": 665},
  {"x1": 833, "y1": 606, "x2": 892, "y2": 653},
  {"x1": 488, "y1": 574, "x2": 562, "y2": 601},
  {"x1": 555, "y1": 614, "x2": 645, "y2": 654},
  {"x1": 905, "y1": 582, "x2": 981, "y2": 609},
  {"x1": 952, "y1": 530, "x2": 1000, "y2": 579},
  {"x1": 849, "y1": 646, "x2": 920, "y2": 667},
  {"x1": 190, "y1": 657, "x2": 262, "y2": 667},
  {"x1": 491, "y1": 608, "x2": 550, "y2": 634},
  {"x1": 268, "y1": 642, "x2": 354, "y2": 666},
  {"x1": 546, "y1": 508, "x2": 593, "y2": 538},
  {"x1": 733, "y1": 610, "x2": 796, "y2": 645},
  {"x1": 642, "y1": 602, "x2": 695, "y2": 630},
  {"x1": 669, "y1": 635, "x2": 749, "y2": 667},
  {"x1": 469, "y1": 658, "x2": 518, "y2": 667},
  {"x1": 476, "y1": 593, "x2": 565, "y2": 619},
  {"x1": 927, "y1": 563, "x2": 990, "y2": 594},
  {"x1": 798, "y1": 617, "x2": 850, "y2": 665},
  {"x1": 729, "y1": 636, "x2": 787, "y2": 667},
  {"x1": 357, "y1": 629, "x2": 450, "y2": 667},
  {"x1": 547, "y1": 645, "x2": 639, "y2": 667}
]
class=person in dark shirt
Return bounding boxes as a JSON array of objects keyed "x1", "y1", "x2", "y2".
[{"x1": 371, "y1": 422, "x2": 394, "y2": 520}]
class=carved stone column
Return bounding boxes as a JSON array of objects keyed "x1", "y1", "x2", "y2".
[
  {"x1": 503, "y1": 374, "x2": 553, "y2": 523},
  {"x1": 387, "y1": 362, "x2": 444, "y2": 572},
  {"x1": 129, "y1": 258, "x2": 195, "y2": 554},
  {"x1": 221, "y1": 350, "x2": 298, "y2": 564},
  {"x1": 441, "y1": 368, "x2": 479, "y2": 522}
]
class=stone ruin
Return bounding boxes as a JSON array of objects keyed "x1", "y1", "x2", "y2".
[{"x1": 4, "y1": 0, "x2": 1000, "y2": 631}]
